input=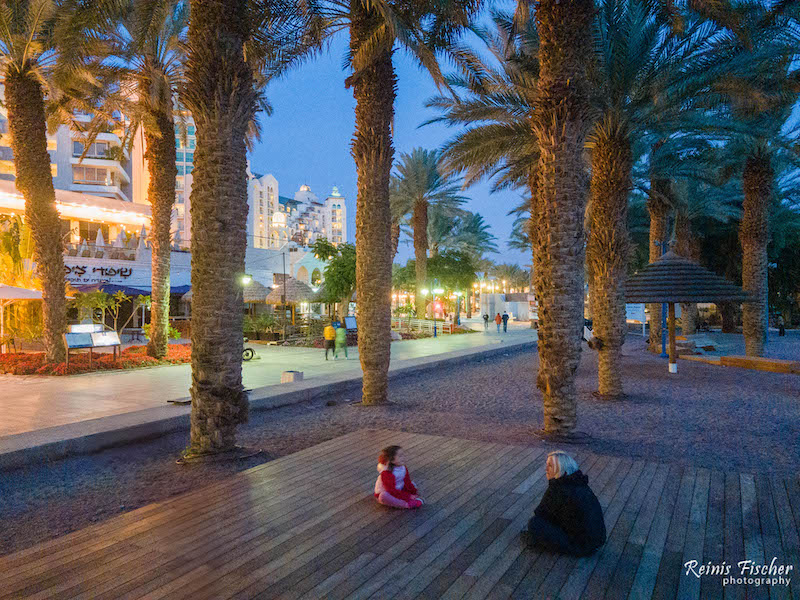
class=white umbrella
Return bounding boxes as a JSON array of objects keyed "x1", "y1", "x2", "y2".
[
  {"x1": 95, "y1": 228, "x2": 105, "y2": 248},
  {"x1": 139, "y1": 224, "x2": 147, "y2": 240},
  {"x1": 113, "y1": 231, "x2": 126, "y2": 248},
  {"x1": 77, "y1": 239, "x2": 88, "y2": 256},
  {"x1": 137, "y1": 234, "x2": 146, "y2": 251},
  {"x1": 0, "y1": 285, "x2": 42, "y2": 353}
]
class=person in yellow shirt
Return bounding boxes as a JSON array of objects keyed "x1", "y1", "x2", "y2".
[{"x1": 323, "y1": 323, "x2": 336, "y2": 360}]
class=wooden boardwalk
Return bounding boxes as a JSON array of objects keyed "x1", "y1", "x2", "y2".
[{"x1": 2, "y1": 429, "x2": 798, "y2": 599}]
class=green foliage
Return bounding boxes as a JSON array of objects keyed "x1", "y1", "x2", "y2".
[
  {"x1": 311, "y1": 239, "x2": 356, "y2": 305},
  {"x1": 395, "y1": 251, "x2": 478, "y2": 293},
  {"x1": 143, "y1": 323, "x2": 181, "y2": 340}
]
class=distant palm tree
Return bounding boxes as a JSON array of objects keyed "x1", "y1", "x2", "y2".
[
  {"x1": 426, "y1": 209, "x2": 498, "y2": 260},
  {"x1": 102, "y1": 0, "x2": 186, "y2": 359},
  {"x1": 316, "y1": 0, "x2": 480, "y2": 405},
  {"x1": 390, "y1": 148, "x2": 466, "y2": 317},
  {"x1": 491, "y1": 263, "x2": 529, "y2": 291}
]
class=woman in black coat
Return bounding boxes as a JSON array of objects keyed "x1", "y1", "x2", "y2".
[{"x1": 521, "y1": 451, "x2": 606, "y2": 556}]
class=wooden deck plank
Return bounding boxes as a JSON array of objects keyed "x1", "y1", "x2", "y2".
[
  {"x1": 724, "y1": 470, "x2": 747, "y2": 600},
  {"x1": 700, "y1": 469, "x2": 726, "y2": 600},
  {"x1": 770, "y1": 477, "x2": 800, "y2": 600},
  {"x1": 651, "y1": 466, "x2": 697, "y2": 600},
  {"x1": 627, "y1": 464, "x2": 684, "y2": 600},
  {"x1": 3, "y1": 431, "x2": 796, "y2": 600},
  {"x1": 741, "y1": 473, "x2": 769, "y2": 600},
  {"x1": 675, "y1": 468, "x2": 711, "y2": 600},
  {"x1": 601, "y1": 462, "x2": 671, "y2": 600},
  {"x1": 755, "y1": 475, "x2": 791, "y2": 600}
]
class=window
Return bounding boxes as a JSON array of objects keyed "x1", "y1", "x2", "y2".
[
  {"x1": 188, "y1": 125, "x2": 195, "y2": 136},
  {"x1": 79, "y1": 221, "x2": 109, "y2": 244},
  {"x1": 176, "y1": 151, "x2": 184, "y2": 162},
  {"x1": 73, "y1": 165, "x2": 114, "y2": 185},
  {"x1": 73, "y1": 141, "x2": 110, "y2": 158},
  {"x1": 176, "y1": 176, "x2": 185, "y2": 190},
  {"x1": 184, "y1": 152, "x2": 193, "y2": 164}
]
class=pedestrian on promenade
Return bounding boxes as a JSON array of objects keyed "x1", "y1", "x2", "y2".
[
  {"x1": 334, "y1": 322, "x2": 348, "y2": 359},
  {"x1": 778, "y1": 315, "x2": 786, "y2": 336},
  {"x1": 374, "y1": 445, "x2": 423, "y2": 509},
  {"x1": 483, "y1": 313, "x2": 489, "y2": 331},
  {"x1": 520, "y1": 451, "x2": 606, "y2": 556},
  {"x1": 495, "y1": 313, "x2": 502, "y2": 333},
  {"x1": 323, "y1": 322, "x2": 336, "y2": 360},
  {"x1": 502, "y1": 311, "x2": 509, "y2": 333}
]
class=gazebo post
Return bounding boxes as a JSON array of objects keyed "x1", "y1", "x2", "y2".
[{"x1": 668, "y1": 302, "x2": 677, "y2": 373}]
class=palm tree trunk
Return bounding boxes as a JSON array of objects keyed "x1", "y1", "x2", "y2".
[
  {"x1": 350, "y1": 4, "x2": 395, "y2": 405},
  {"x1": 412, "y1": 200, "x2": 428, "y2": 317},
  {"x1": 532, "y1": 0, "x2": 593, "y2": 435},
  {"x1": 182, "y1": 0, "x2": 254, "y2": 454},
  {"x1": 145, "y1": 106, "x2": 178, "y2": 359},
  {"x1": 647, "y1": 178, "x2": 670, "y2": 353},
  {"x1": 5, "y1": 69, "x2": 66, "y2": 363},
  {"x1": 390, "y1": 221, "x2": 400, "y2": 258},
  {"x1": 587, "y1": 120, "x2": 631, "y2": 398},
  {"x1": 740, "y1": 151, "x2": 772, "y2": 356}
]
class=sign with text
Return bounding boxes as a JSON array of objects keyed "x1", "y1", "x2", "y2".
[{"x1": 626, "y1": 303, "x2": 646, "y2": 323}]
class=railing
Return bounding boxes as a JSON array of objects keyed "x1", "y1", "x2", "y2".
[
  {"x1": 64, "y1": 243, "x2": 137, "y2": 261},
  {"x1": 391, "y1": 318, "x2": 454, "y2": 334}
]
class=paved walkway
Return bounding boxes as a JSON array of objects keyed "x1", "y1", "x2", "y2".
[
  {"x1": 3, "y1": 430, "x2": 798, "y2": 599},
  {"x1": 0, "y1": 325, "x2": 536, "y2": 439}
]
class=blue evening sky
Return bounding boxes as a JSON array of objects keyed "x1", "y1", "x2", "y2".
[{"x1": 248, "y1": 34, "x2": 530, "y2": 268}]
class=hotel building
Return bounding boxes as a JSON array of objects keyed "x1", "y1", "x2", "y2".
[{"x1": 0, "y1": 105, "x2": 341, "y2": 293}]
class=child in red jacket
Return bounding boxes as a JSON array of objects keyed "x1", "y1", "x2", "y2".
[{"x1": 374, "y1": 445, "x2": 423, "y2": 509}]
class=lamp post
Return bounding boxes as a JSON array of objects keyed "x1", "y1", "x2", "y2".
[{"x1": 654, "y1": 238, "x2": 669, "y2": 358}]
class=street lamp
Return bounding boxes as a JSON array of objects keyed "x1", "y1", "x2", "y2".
[
  {"x1": 421, "y1": 288, "x2": 430, "y2": 296},
  {"x1": 433, "y1": 288, "x2": 444, "y2": 294},
  {"x1": 240, "y1": 274, "x2": 252, "y2": 286}
]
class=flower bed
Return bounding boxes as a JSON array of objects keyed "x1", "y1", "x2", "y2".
[{"x1": 0, "y1": 344, "x2": 192, "y2": 376}]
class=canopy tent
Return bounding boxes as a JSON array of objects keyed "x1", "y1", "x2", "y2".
[
  {"x1": 0, "y1": 285, "x2": 71, "y2": 352},
  {"x1": 76, "y1": 283, "x2": 191, "y2": 296},
  {"x1": 181, "y1": 281, "x2": 270, "y2": 304},
  {"x1": 624, "y1": 250, "x2": 751, "y2": 373}
]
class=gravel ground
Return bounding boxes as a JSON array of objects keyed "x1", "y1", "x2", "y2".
[{"x1": 2, "y1": 335, "x2": 799, "y2": 556}]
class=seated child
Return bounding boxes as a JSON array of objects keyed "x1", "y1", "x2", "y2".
[
  {"x1": 521, "y1": 450, "x2": 606, "y2": 556},
  {"x1": 374, "y1": 445, "x2": 423, "y2": 509}
]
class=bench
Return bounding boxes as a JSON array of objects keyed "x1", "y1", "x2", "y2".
[{"x1": 719, "y1": 355, "x2": 800, "y2": 375}]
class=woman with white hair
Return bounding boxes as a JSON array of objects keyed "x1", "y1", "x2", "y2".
[{"x1": 520, "y1": 451, "x2": 606, "y2": 556}]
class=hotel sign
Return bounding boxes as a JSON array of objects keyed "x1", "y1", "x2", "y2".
[{"x1": 64, "y1": 259, "x2": 137, "y2": 284}]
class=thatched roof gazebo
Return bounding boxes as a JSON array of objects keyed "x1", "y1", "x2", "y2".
[
  {"x1": 266, "y1": 276, "x2": 315, "y2": 304},
  {"x1": 266, "y1": 275, "x2": 316, "y2": 325},
  {"x1": 625, "y1": 250, "x2": 752, "y2": 373}
]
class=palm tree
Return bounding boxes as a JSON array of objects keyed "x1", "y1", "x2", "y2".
[
  {"x1": 0, "y1": 1, "x2": 122, "y2": 363},
  {"x1": 491, "y1": 263, "x2": 529, "y2": 291},
  {"x1": 316, "y1": 0, "x2": 479, "y2": 405},
  {"x1": 390, "y1": 148, "x2": 466, "y2": 317},
  {"x1": 180, "y1": 0, "x2": 320, "y2": 455},
  {"x1": 101, "y1": 0, "x2": 186, "y2": 359}
]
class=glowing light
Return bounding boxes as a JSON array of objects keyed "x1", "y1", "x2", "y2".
[
  {"x1": 240, "y1": 274, "x2": 252, "y2": 285},
  {"x1": 434, "y1": 288, "x2": 444, "y2": 294},
  {"x1": 421, "y1": 288, "x2": 430, "y2": 296}
]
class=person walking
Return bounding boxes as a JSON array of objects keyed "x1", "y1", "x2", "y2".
[
  {"x1": 483, "y1": 313, "x2": 489, "y2": 332},
  {"x1": 323, "y1": 322, "x2": 336, "y2": 360},
  {"x1": 495, "y1": 313, "x2": 502, "y2": 333},
  {"x1": 334, "y1": 322, "x2": 348, "y2": 359},
  {"x1": 502, "y1": 311, "x2": 510, "y2": 333},
  {"x1": 778, "y1": 315, "x2": 786, "y2": 337}
]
